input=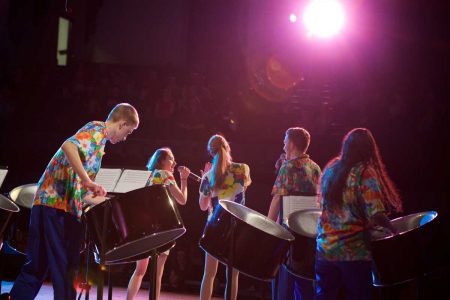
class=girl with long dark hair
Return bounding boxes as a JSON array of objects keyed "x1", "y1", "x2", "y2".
[{"x1": 315, "y1": 128, "x2": 401, "y2": 300}]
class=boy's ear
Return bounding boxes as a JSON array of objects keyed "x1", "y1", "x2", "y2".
[{"x1": 119, "y1": 120, "x2": 128, "y2": 129}]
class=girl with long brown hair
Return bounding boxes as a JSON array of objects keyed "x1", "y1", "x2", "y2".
[{"x1": 198, "y1": 134, "x2": 251, "y2": 300}]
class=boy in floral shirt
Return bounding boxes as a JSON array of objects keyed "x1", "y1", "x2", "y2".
[
  {"x1": 268, "y1": 127, "x2": 321, "y2": 300},
  {"x1": 11, "y1": 103, "x2": 139, "y2": 300}
]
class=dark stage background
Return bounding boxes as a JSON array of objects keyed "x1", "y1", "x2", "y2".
[{"x1": 0, "y1": 0, "x2": 449, "y2": 298}]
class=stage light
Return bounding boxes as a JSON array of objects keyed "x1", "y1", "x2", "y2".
[
  {"x1": 303, "y1": 0, "x2": 345, "y2": 38},
  {"x1": 290, "y1": 13, "x2": 298, "y2": 23}
]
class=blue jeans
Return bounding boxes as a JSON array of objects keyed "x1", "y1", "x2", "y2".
[
  {"x1": 10, "y1": 205, "x2": 83, "y2": 300},
  {"x1": 315, "y1": 259, "x2": 372, "y2": 300},
  {"x1": 273, "y1": 265, "x2": 315, "y2": 300}
]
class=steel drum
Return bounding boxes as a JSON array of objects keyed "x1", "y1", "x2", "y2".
[
  {"x1": 85, "y1": 185, "x2": 186, "y2": 265},
  {"x1": 370, "y1": 211, "x2": 439, "y2": 286},
  {"x1": 9, "y1": 183, "x2": 38, "y2": 208},
  {"x1": 199, "y1": 200, "x2": 295, "y2": 281},
  {"x1": 4, "y1": 184, "x2": 37, "y2": 254},
  {"x1": 0, "y1": 194, "x2": 20, "y2": 242},
  {"x1": 284, "y1": 209, "x2": 321, "y2": 280}
]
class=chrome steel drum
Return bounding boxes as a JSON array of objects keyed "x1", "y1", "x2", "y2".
[
  {"x1": 85, "y1": 185, "x2": 186, "y2": 265},
  {"x1": 0, "y1": 194, "x2": 20, "y2": 241},
  {"x1": 199, "y1": 200, "x2": 295, "y2": 281},
  {"x1": 370, "y1": 211, "x2": 438, "y2": 286},
  {"x1": 4, "y1": 184, "x2": 37, "y2": 254},
  {"x1": 9, "y1": 184, "x2": 38, "y2": 208},
  {"x1": 284, "y1": 209, "x2": 321, "y2": 280}
]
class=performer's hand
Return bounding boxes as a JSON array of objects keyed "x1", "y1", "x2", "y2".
[
  {"x1": 275, "y1": 153, "x2": 286, "y2": 171},
  {"x1": 200, "y1": 162, "x2": 212, "y2": 177},
  {"x1": 83, "y1": 180, "x2": 107, "y2": 197},
  {"x1": 178, "y1": 166, "x2": 191, "y2": 181}
]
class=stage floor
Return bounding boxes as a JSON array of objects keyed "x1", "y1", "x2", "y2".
[{"x1": 0, "y1": 281, "x2": 222, "y2": 300}]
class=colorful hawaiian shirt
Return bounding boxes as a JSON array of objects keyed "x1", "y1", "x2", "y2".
[
  {"x1": 316, "y1": 163, "x2": 386, "y2": 261},
  {"x1": 33, "y1": 121, "x2": 107, "y2": 220},
  {"x1": 272, "y1": 154, "x2": 321, "y2": 196},
  {"x1": 147, "y1": 169, "x2": 176, "y2": 187},
  {"x1": 200, "y1": 163, "x2": 251, "y2": 216}
]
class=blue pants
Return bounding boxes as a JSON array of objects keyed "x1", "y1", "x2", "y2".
[
  {"x1": 273, "y1": 265, "x2": 315, "y2": 300},
  {"x1": 315, "y1": 259, "x2": 372, "y2": 300},
  {"x1": 10, "y1": 205, "x2": 83, "y2": 300}
]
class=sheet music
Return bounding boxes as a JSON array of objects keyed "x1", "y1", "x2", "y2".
[
  {"x1": 113, "y1": 169, "x2": 152, "y2": 193},
  {"x1": 0, "y1": 168, "x2": 8, "y2": 188},
  {"x1": 282, "y1": 195, "x2": 319, "y2": 223},
  {"x1": 94, "y1": 168, "x2": 123, "y2": 193}
]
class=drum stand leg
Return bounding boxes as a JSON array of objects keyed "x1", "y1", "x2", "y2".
[
  {"x1": 107, "y1": 266, "x2": 113, "y2": 300},
  {"x1": 225, "y1": 217, "x2": 237, "y2": 300},
  {"x1": 148, "y1": 249, "x2": 158, "y2": 300},
  {"x1": 97, "y1": 204, "x2": 110, "y2": 300},
  {"x1": 225, "y1": 265, "x2": 233, "y2": 300},
  {"x1": 81, "y1": 223, "x2": 91, "y2": 300}
]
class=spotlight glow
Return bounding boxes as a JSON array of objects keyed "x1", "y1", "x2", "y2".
[
  {"x1": 289, "y1": 13, "x2": 297, "y2": 23},
  {"x1": 303, "y1": 0, "x2": 345, "y2": 38}
]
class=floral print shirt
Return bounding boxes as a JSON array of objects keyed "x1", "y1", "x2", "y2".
[
  {"x1": 33, "y1": 121, "x2": 107, "y2": 220},
  {"x1": 316, "y1": 163, "x2": 386, "y2": 261},
  {"x1": 272, "y1": 154, "x2": 321, "y2": 196},
  {"x1": 200, "y1": 163, "x2": 251, "y2": 216},
  {"x1": 147, "y1": 169, "x2": 176, "y2": 187}
]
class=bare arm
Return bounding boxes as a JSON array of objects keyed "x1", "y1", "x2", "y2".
[
  {"x1": 198, "y1": 162, "x2": 212, "y2": 211},
  {"x1": 267, "y1": 194, "x2": 280, "y2": 222},
  {"x1": 199, "y1": 194, "x2": 211, "y2": 211},
  {"x1": 168, "y1": 179, "x2": 188, "y2": 205},
  {"x1": 61, "y1": 141, "x2": 106, "y2": 196}
]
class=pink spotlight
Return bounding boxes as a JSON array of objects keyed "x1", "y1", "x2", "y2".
[
  {"x1": 289, "y1": 13, "x2": 297, "y2": 23},
  {"x1": 303, "y1": 0, "x2": 345, "y2": 38}
]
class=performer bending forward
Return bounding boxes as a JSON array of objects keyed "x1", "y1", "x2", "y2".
[
  {"x1": 199, "y1": 134, "x2": 251, "y2": 300},
  {"x1": 10, "y1": 103, "x2": 139, "y2": 300},
  {"x1": 126, "y1": 148, "x2": 190, "y2": 300}
]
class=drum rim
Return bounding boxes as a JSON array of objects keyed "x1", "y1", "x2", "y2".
[
  {"x1": 103, "y1": 227, "x2": 186, "y2": 265},
  {"x1": 371, "y1": 210, "x2": 438, "y2": 241},
  {"x1": 285, "y1": 208, "x2": 321, "y2": 238},
  {"x1": 0, "y1": 194, "x2": 20, "y2": 212},
  {"x1": 218, "y1": 199, "x2": 295, "y2": 241}
]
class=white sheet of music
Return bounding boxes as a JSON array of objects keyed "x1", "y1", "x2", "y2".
[
  {"x1": 0, "y1": 169, "x2": 8, "y2": 188},
  {"x1": 94, "y1": 168, "x2": 123, "y2": 193},
  {"x1": 282, "y1": 195, "x2": 319, "y2": 223},
  {"x1": 113, "y1": 169, "x2": 151, "y2": 193}
]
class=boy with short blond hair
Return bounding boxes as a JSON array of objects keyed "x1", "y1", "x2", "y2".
[{"x1": 11, "y1": 103, "x2": 139, "y2": 300}]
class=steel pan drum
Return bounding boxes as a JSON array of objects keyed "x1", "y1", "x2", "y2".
[
  {"x1": 9, "y1": 184, "x2": 38, "y2": 208},
  {"x1": 370, "y1": 211, "x2": 438, "y2": 286},
  {"x1": 85, "y1": 185, "x2": 186, "y2": 265},
  {"x1": 4, "y1": 184, "x2": 37, "y2": 255},
  {"x1": 199, "y1": 200, "x2": 294, "y2": 281},
  {"x1": 0, "y1": 194, "x2": 20, "y2": 241},
  {"x1": 284, "y1": 209, "x2": 321, "y2": 280}
]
